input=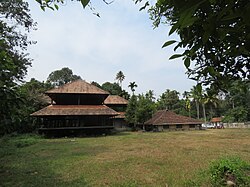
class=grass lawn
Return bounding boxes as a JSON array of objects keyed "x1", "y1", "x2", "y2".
[{"x1": 0, "y1": 129, "x2": 249, "y2": 187}]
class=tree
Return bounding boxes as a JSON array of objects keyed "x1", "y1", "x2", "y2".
[
  {"x1": 16, "y1": 79, "x2": 52, "y2": 133},
  {"x1": 222, "y1": 80, "x2": 250, "y2": 122},
  {"x1": 203, "y1": 90, "x2": 219, "y2": 120},
  {"x1": 156, "y1": 89, "x2": 180, "y2": 111},
  {"x1": 149, "y1": 0, "x2": 250, "y2": 90},
  {"x1": 120, "y1": 89, "x2": 130, "y2": 100},
  {"x1": 125, "y1": 94, "x2": 138, "y2": 127},
  {"x1": 190, "y1": 85, "x2": 203, "y2": 119},
  {"x1": 101, "y1": 82, "x2": 122, "y2": 95},
  {"x1": 128, "y1": 81, "x2": 137, "y2": 95},
  {"x1": 36, "y1": 0, "x2": 95, "y2": 10},
  {"x1": 0, "y1": 0, "x2": 35, "y2": 135},
  {"x1": 115, "y1": 71, "x2": 125, "y2": 89},
  {"x1": 135, "y1": 91, "x2": 156, "y2": 125},
  {"x1": 91, "y1": 81, "x2": 102, "y2": 88},
  {"x1": 47, "y1": 67, "x2": 81, "y2": 86},
  {"x1": 183, "y1": 91, "x2": 191, "y2": 117}
]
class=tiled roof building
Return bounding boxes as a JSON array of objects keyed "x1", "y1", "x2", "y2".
[
  {"x1": 145, "y1": 110, "x2": 203, "y2": 131},
  {"x1": 31, "y1": 80, "x2": 118, "y2": 136},
  {"x1": 104, "y1": 95, "x2": 128, "y2": 129}
]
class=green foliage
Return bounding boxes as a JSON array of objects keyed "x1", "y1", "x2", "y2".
[
  {"x1": 125, "y1": 90, "x2": 156, "y2": 125},
  {"x1": 115, "y1": 71, "x2": 125, "y2": 88},
  {"x1": 128, "y1": 81, "x2": 137, "y2": 95},
  {"x1": 0, "y1": 78, "x2": 52, "y2": 135},
  {"x1": 94, "y1": 79, "x2": 130, "y2": 99},
  {"x1": 209, "y1": 157, "x2": 250, "y2": 187},
  {"x1": 222, "y1": 80, "x2": 250, "y2": 122},
  {"x1": 150, "y1": 0, "x2": 250, "y2": 90},
  {"x1": 12, "y1": 134, "x2": 41, "y2": 148},
  {"x1": 0, "y1": 134, "x2": 41, "y2": 157},
  {"x1": 223, "y1": 106, "x2": 248, "y2": 123},
  {"x1": 135, "y1": 91, "x2": 156, "y2": 124},
  {"x1": 125, "y1": 95, "x2": 138, "y2": 125},
  {"x1": 47, "y1": 67, "x2": 81, "y2": 86},
  {"x1": 156, "y1": 89, "x2": 180, "y2": 110},
  {"x1": 0, "y1": 0, "x2": 35, "y2": 135},
  {"x1": 102, "y1": 82, "x2": 122, "y2": 95},
  {"x1": 81, "y1": 0, "x2": 90, "y2": 8},
  {"x1": 91, "y1": 81, "x2": 102, "y2": 88},
  {"x1": 1, "y1": 129, "x2": 250, "y2": 186}
]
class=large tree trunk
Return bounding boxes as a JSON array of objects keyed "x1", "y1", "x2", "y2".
[
  {"x1": 195, "y1": 100, "x2": 200, "y2": 119},
  {"x1": 202, "y1": 103, "x2": 206, "y2": 123}
]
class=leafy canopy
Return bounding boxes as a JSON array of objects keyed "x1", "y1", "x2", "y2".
[
  {"x1": 0, "y1": 0, "x2": 35, "y2": 134},
  {"x1": 47, "y1": 67, "x2": 81, "y2": 86},
  {"x1": 149, "y1": 0, "x2": 250, "y2": 90}
]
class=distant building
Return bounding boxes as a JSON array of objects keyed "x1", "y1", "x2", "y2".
[
  {"x1": 210, "y1": 117, "x2": 223, "y2": 128},
  {"x1": 104, "y1": 95, "x2": 128, "y2": 129},
  {"x1": 31, "y1": 80, "x2": 118, "y2": 136},
  {"x1": 144, "y1": 110, "x2": 203, "y2": 131}
]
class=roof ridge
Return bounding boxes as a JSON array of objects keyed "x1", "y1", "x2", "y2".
[{"x1": 46, "y1": 80, "x2": 110, "y2": 94}]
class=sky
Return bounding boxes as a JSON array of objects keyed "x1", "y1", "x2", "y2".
[{"x1": 26, "y1": 0, "x2": 196, "y2": 97}]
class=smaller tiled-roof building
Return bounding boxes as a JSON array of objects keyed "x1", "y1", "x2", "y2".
[
  {"x1": 104, "y1": 95, "x2": 128, "y2": 128},
  {"x1": 144, "y1": 110, "x2": 203, "y2": 131},
  {"x1": 210, "y1": 117, "x2": 223, "y2": 128}
]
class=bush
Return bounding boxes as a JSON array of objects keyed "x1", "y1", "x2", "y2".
[{"x1": 209, "y1": 157, "x2": 250, "y2": 186}]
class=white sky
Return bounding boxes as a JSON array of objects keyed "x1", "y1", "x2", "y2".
[{"x1": 26, "y1": 0, "x2": 196, "y2": 97}]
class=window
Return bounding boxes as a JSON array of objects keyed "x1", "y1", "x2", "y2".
[
  {"x1": 189, "y1": 124, "x2": 196, "y2": 128},
  {"x1": 176, "y1": 124, "x2": 182, "y2": 129},
  {"x1": 163, "y1": 125, "x2": 169, "y2": 129}
]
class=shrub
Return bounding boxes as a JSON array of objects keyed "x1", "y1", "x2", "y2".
[{"x1": 209, "y1": 157, "x2": 250, "y2": 186}]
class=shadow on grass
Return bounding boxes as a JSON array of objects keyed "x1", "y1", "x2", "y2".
[
  {"x1": 0, "y1": 164, "x2": 90, "y2": 187},
  {"x1": 0, "y1": 134, "x2": 94, "y2": 187}
]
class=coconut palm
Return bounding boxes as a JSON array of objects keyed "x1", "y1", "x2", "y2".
[
  {"x1": 190, "y1": 85, "x2": 203, "y2": 119},
  {"x1": 128, "y1": 81, "x2": 137, "y2": 95},
  {"x1": 115, "y1": 71, "x2": 125, "y2": 89},
  {"x1": 183, "y1": 91, "x2": 191, "y2": 117}
]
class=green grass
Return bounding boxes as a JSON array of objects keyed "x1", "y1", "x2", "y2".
[{"x1": 0, "y1": 129, "x2": 250, "y2": 187}]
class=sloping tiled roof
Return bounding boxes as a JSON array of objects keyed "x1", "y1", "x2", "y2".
[
  {"x1": 104, "y1": 95, "x2": 128, "y2": 105},
  {"x1": 31, "y1": 105, "x2": 118, "y2": 116},
  {"x1": 114, "y1": 112, "x2": 126, "y2": 119},
  {"x1": 211, "y1": 117, "x2": 222, "y2": 122},
  {"x1": 145, "y1": 110, "x2": 203, "y2": 125},
  {"x1": 46, "y1": 80, "x2": 109, "y2": 95}
]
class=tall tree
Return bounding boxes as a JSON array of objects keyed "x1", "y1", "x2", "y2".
[
  {"x1": 183, "y1": 91, "x2": 191, "y2": 117},
  {"x1": 202, "y1": 89, "x2": 220, "y2": 120},
  {"x1": 125, "y1": 95, "x2": 138, "y2": 127},
  {"x1": 136, "y1": 91, "x2": 156, "y2": 125},
  {"x1": 0, "y1": 0, "x2": 35, "y2": 135},
  {"x1": 190, "y1": 85, "x2": 203, "y2": 119},
  {"x1": 222, "y1": 80, "x2": 250, "y2": 122},
  {"x1": 16, "y1": 79, "x2": 52, "y2": 133},
  {"x1": 128, "y1": 81, "x2": 137, "y2": 95},
  {"x1": 115, "y1": 71, "x2": 125, "y2": 89},
  {"x1": 47, "y1": 67, "x2": 81, "y2": 87}
]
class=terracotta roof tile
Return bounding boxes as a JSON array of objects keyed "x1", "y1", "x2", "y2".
[
  {"x1": 210, "y1": 117, "x2": 222, "y2": 122},
  {"x1": 145, "y1": 110, "x2": 202, "y2": 125},
  {"x1": 104, "y1": 95, "x2": 128, "y2": 105},
  {"x1": 114, "y1": 112, "x2": 126, "y2": 119},
  {"x1": 31, "y1": 105, "x2": 118, "y2": 116},
  {"x1": 46, "y1": 80, "x2": 109, "y2": 95}
]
